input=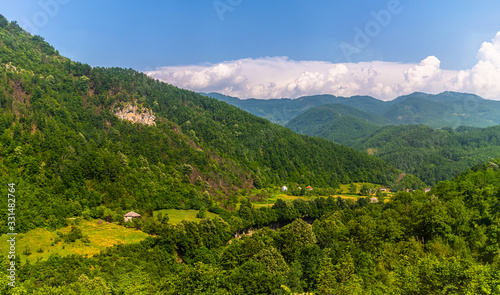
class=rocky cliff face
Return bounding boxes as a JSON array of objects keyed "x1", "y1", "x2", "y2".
[{"x1": 114, "y1": 104, "x2": 156, "y2": 126}]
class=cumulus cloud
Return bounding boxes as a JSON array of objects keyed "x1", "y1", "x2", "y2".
[
  {"x1": 468, "y1": 31, "x2": 500, "y2": 98},
  {"x1": 145, "y1": 31, "x2": 500, "y2": 101}
]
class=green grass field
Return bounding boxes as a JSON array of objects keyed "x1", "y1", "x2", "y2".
[
  {"x1": 251, "y1": 193, "x2": 314, "y2": 208},
  {"x1": 153, "y1": 209, "x2": 219, "y2": 224},
  {"x1": 338, "y1": 182, "x2": 393, "y2": 194},
  {"x1": 248, "y1": 184, "x2": 393, "y2": 207},
  {"x1": 0, "y1": 220, "x2": 149, "y2": 264},
  {"x1": 251, "y1": 193, "x2": 364, "y2": 208}
]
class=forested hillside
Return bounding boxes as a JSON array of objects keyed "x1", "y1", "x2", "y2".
[
  {"x1": 0, "y1": 15, "x2": 407, "y2": 233},
  {"x1": 383, "y1": 92, "x2": 500, "y2": 128},
  {"x1": 5, "y1": 158, "x2": 500, "y2": 294},
  {"x1": 288, "y1": 118, "x2": 500, "y2": 186},
  {"x1": 286, "y1": 103, "x2": 392, "y2": 146},
  {"x1": 353, "y1": 125, "x2": 500, "y2": 185},
  {"x1": 277, "y1": 97, "x2": 500, "y2": 185}
]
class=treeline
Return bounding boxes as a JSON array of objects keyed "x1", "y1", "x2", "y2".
[{"x1": 3, "y1": 159, "x2": 500, "y2": 294}]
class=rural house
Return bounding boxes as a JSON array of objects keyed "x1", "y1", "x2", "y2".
[
  {"x1": 281, "y1": 186, "x2": 288, "y2": 192},
  {"x1": 124, "y1": 211, "x2": 141, "y2": 222}
]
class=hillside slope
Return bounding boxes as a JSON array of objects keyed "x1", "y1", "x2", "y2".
[
  {"x1": 286, "y1": 103, "x2": 392, "y2": 146},
  {"x1": 382, "y1": 92, "x2": 500, "y2": 128},
  {"x1": 353, "y1": 125, "x2": 500, "y2": 184}
]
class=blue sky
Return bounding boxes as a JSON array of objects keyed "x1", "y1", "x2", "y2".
[{"x1": 1, "y1": 0, "x2": 500, "y2": 100}]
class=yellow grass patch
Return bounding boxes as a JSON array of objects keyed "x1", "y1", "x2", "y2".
[{"x1": 0, "y1": 220, "x2": 149, "y2": 264}]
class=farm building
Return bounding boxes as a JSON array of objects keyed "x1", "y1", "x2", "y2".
[
  {"x1": 124, "y1": 211, "x2": 141, "y2": 222},
  {"x1": 306, "y1": 186, "x2": 313, "y2": 191},
  {"x1": 281, "y1": 186, "x2": 288, "y2": 192}
]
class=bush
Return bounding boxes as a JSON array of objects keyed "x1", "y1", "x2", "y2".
[
  {"x1": 197, "y1": 207, "x2": 207, "y2": 219},
  {"x1": 23, "y1": 246, "x2": 32, "y2": 256}
]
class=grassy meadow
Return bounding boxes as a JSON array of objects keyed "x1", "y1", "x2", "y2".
[
  {"x1": 247, "y1": 183, "x2": 393, "y2": 208},
  {"x1": 0, "y1": 220, "x2": 149, "y2": 264},
  {"x1": 153, "y1": 209, "x2": 219, "y2": 224}
]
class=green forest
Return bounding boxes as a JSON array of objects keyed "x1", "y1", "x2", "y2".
[
  {"x1": 285, "y1": 104, "x2": 500, "y2": 185},
  {"x1": 211, "y1": 92, "x2": 500, "y2": 187},
  {"x1": 2, "y1": 14, "x2": 500, "y2": 295},
  {"x1": 4, "y1": 151, "x2": 500, "y2": 294},
  {"x1": 353, "y1": 125, "x2": 500, "y2": 185},
  {"x1": 285, "y1": 103, "x2": 392, "y2": 146}
]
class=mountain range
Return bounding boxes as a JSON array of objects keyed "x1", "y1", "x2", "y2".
[{"x1": 204, "y1": 91, "x2": 500, "y2": 128}]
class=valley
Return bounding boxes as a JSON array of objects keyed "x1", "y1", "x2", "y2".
[{"x1": 208, "y1": 92, "x2": 500, "y2": 185}]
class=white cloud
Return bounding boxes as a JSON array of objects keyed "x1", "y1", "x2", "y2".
[
  {"x1": 145, "y1": 31, "x2": 500, "y2": 101},
  {"x1": 468, "y1": 31, "x2": 500, "y2": 98},
  {"x1": 402, "y1": 56, "x2": 441, "y2": 92}
]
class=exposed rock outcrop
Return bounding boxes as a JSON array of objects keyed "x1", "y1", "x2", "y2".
[{"x1": 114, "y1": 104, "x2": 156, "y2": 126}]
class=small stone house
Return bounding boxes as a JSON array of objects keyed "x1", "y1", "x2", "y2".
[{"x1": 124, "y1": 211, "x2": 141, "y2": 222}]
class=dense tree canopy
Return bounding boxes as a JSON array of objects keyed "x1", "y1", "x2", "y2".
[
  {"x1": 1, "y1": 158, "x2": 499, "y2": 294},
  {"x1": 354, "y1": 125, "x2": 500, "y2": 184}
]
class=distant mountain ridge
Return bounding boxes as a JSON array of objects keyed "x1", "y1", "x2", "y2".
[
  {"x1": 204, "y1": 91, "x2": 500, "y2": 185},
  {"x1": 203, "y1": 92, "x2": 387, "y2": 125},
  {"x1": 204, "y1": 91, "x2": 500, "y2": 128},
  {"x1": 285, "y1": 104, "x2": 392, "y2": 146}
]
